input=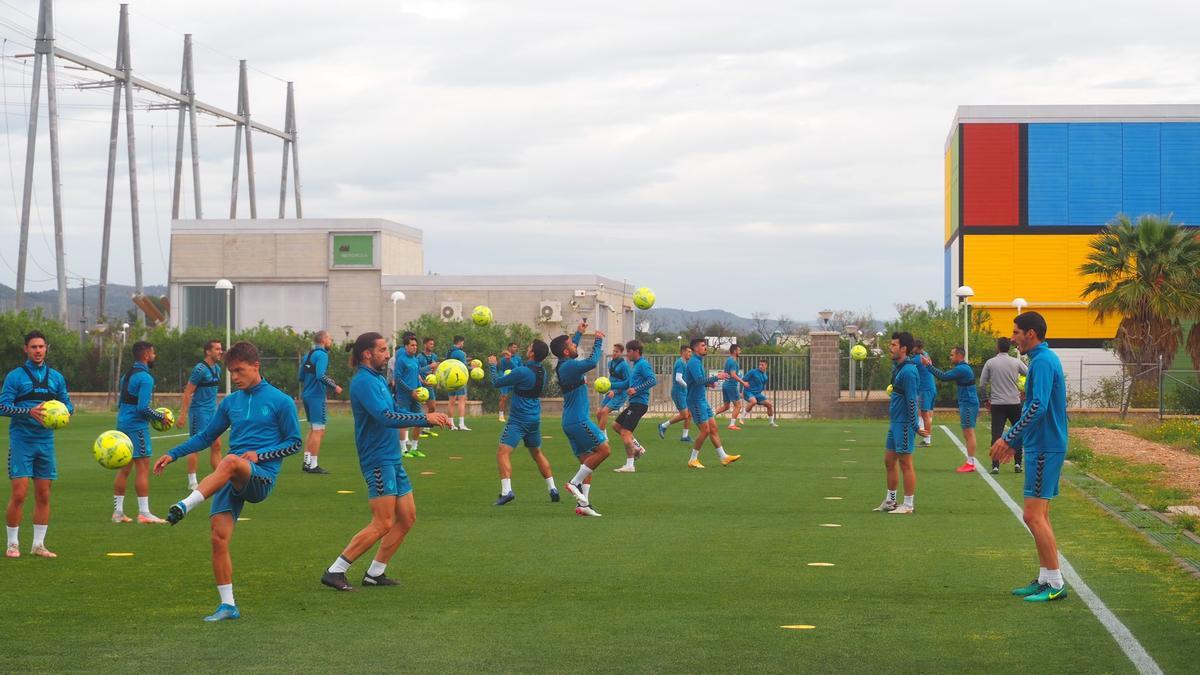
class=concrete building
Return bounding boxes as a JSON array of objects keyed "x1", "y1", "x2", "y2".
[{"x1": 168, "y1": 218, "x2": 636, "y2": 342}]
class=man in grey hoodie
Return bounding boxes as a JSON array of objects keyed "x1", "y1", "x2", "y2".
[{"x1": 979, "y1": 337, "x2": 1028, "y2": 474}]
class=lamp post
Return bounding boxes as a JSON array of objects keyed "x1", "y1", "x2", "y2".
[
  {"x1": 390, "y1": 291, "x2": 406, "y2": 347},
  {"x1": 818, "y1": 309, "x2": 833, "y2": 330},
  {"x1": 845, "y1": 324, "x2": 859, "y2": 397},
  {"x1": 1012, "y1": 297, "x2": 1027, "y2": 316},
  {"x1": 215, "y1": 279, "x2": 233, "y2": 394},
  {"x1": 955, "y1": 285, "x2": 975, "y2": 362}
]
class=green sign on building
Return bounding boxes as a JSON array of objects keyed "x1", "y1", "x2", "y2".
[{"x1": 331, "y1": 234, "x2": 375, "y2": 268}]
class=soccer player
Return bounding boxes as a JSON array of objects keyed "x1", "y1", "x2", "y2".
[
  {"x1": 875, "y1": 331, "x2": 919, "y2": 514},
  {"x1": 417, "y1": 337, "x2": 440, "y2": 438},
  {"x1": 1, "y1": 330, "x2": 73, "y2": 558},
  {"x1": 741, "y1": 359, "x2": 778, "y2": 426},
  {"x1": 446, "y1": 335, "x2": 470, "y2": 431},
  {"x1": 913, "y1": 340, "x2": 936, "y2": 446},
  {"x1": 177, "y1": 340, "x2": 224, "y2": 489},
  {"x1": 299, "y1": 330, "x2": 342, "y2": 474},
  {"x1": 612, "y1": 340, "x2": 656, "y2": 473},
  {"x1": 113, "y1": 340, "x2": 171, "y2": 524},
  {"x1": 923, "y1": 346, "x2": 981, "y2": 473},
  {"x1": 496, "y1": 341, "x2": 522, "y2": 423},
  {"x1": 320, "y1": 333, "x2": 450, "y2": 591},
  {"x1": 990, "y1": 311, "x2": 1070, "y2": 602},
  {"x1": 980, "y1": 337, "x2": 1028, "y2": 474},
  {"x1": 713, "y1": 344, "x2": 749, "y2": 431},
  {"x1": 153, "y1": 341, "x2": 303, "y2": 621},
  {"x1": 488, "y1": 340, "x2": 559, "y2": 505},
  {"x1": 683, "y1": 338, "x2": 739, "y2": 469},
  {"x1": 657, "y1": 344, "x2": 693, "y2": 442},
  {"x1": 392, "y1": 333, "x2": 425, "y2": 459},
  {"x1": 549, "y1": 324, "x2": 610, "y2": 517},
  {"x1": 597, "y1": 342, "x2": 628, "y2": 442}
]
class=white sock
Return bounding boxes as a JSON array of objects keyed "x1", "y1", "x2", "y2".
[
  {"x1": 545, "y1": 477, "x2": 556, "y2": 491},
  {"x1": 310, "y1": 455, "x2": 319, "y2": 468},
  {"x1": 411, "y1": 440, "x2": 419, "y2": 451},
  {"x1": 32, "y1": 524, "x2": 46, "y2": 548},
  {"x1": 500, "y1": 478, "x2": 512, "y2": 495},
  {"x1": 570, "y1": 465, "x2": 593, "y2": 485},
  {"x1": 624, "y1": 457, "x2": 635, "y2": 469},
  {"x1": 582, "y1": 483, "x2": 591, "y2": 499},
  {"x1": 1046, "y1": 568, "x2": 1064, "y2": 589},
  {"x1": 328, "y1": 555, "x2": 352, "y2": 574},
  {"x1": 1038, "y1": 567, "x2": 1049, "y2": 584},
  {"x1": 217, "y1": 583, "x2": 235, "y2": 607},
  {"x1": 903, "y1": 495, "x2": 914, "y2": 508},
  {"x1": 689, "y1": 450, "x2": 700, "y2": 461},
  {"x1": 187, "y1": 472, "x2": 198, "y2": 485},
  {"x1": 769, "y1": 416, "x2": 776, "y2": 423},
  {"x1": 137, "y1": 497, "x2": 151, "y2": 515},
  {"x1": 368, "y1": 560, "x2": 387, "y2": 577},
  {"x1": 113, "y1": 495, "x2": 125, "y2": 513},
  {"x1": 967, "y1": 456, "x2": 976, "y2": 466},
  {"x1": 887, "y1": 490, "x2": 897, "y2": 502},
  {"x1": 303, "y1": 452, "x2": 313, "y2": 468},
  {"x1": 659, "y1": 421, "x2": 667, "y2": 430},
  {"x1": 5, "y1": 526, "x2": 16, "y2": 546},
  {"x1": 458, "y1": 417, "x2": 465, "y2": 427},
  {"x1": 716, "y1": 446, "x2": 729, "y2": 460},
  {"x1": 681, "y1": 430, "x2": 690, "y2": 439},
  {"x1": 401, "y1": 439, "x2": 410, "y2": 452},
  {"x1": 182, "y1": 489, "x2": 205, "y2": 512}
]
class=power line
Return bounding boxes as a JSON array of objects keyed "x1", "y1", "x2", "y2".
[{"x1": 128, "y1": 6, "x2": 289, "y2": 84}]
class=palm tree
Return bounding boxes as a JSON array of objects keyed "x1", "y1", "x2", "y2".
[{"x1": 1080, "y1": 215, "x2": 1200, "y2": 404}]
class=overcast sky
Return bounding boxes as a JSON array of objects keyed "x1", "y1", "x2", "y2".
[{"x1": 1, "y1": 0, "x2": 1199, "y2": 321}]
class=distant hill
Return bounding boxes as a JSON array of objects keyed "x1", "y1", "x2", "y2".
[
  {"x1": 0, "y1": 283, "x2": 168, "y2": 323},
  {"x1": 636, "y1": 307, "x2": 772, "y2": 334}
]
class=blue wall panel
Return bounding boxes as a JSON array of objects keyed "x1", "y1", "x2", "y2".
[
  {"x1": 1027, "y1": 123, "x2": 1068, "y2": 226},
  {"x1": 1068, "y1": 123, "x2": 1122, "y2": 225},
  {"x1": 1121, "y1": 123, "x2": 1160, "y2": 219},
  {"x1": 1161, "y1": 123, "x2": 1200, "y2": 225}
]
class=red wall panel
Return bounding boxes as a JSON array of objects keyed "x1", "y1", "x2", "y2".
[{"x1": 962, "y1": 123, "x2": 1019, "y2": 227}]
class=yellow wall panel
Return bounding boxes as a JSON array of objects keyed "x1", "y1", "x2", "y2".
[{"x1": 944, "y1": 148, "x2": 952, "y2": 244}]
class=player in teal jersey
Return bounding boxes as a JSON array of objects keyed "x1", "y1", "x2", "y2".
[
  {"x1": 321, "y1": 333, "x2": 449, "y2": 591},
  {"x1": 549, "y1": 323, "x2": 610, "y2": 517},
  {"x1": 683, "y1": 338, "x2": 739, "y2": 469},
  {"x1": 597, "y1": 342, "x2": 628, "y2": 442},
  {"x1": 713, "y1": 344, "x2": 749, "y2": 431},
  {"x1": 177, "y1": 340, "x2": 224, "y2": 489},
  {"x1": 488, "y1": 341, "x2": 558, "y2": 505},
  {"x1": 392, "y1": 333, "x2": 425, "y2": 458},
  {"x1": 496, "y1": 342, "x2": 522, "y2": 423},
  {"x1": 299, "y1": 331, "x2": 342, "y2": 474},
  {"x1": 876, "y1": 332, "x2": 920, "y2": 514},
  {"x1": 612, "y1": 340, "x2": 657, "y2": 473},
  {"x1": 1, "y1": 330, "x2": 73, "y2": 558},
  {"x1": 114, "y1": 341, "x2": 171, "y2": 523},
  {"x1": 740, "y1": 359, "x2": 777, "y2": 426},
  {"x1": 991, "y1": 312, "x2": 1071, "y2": 603},
  {"x1": 913, "y1": 340, "x2": 936, "y2": 446},
  {"x1": 446, "y1": 336, "x2": 471, "y2": 430},
  {"x1": 658, "y1": 344, "x2": 693, "y2": 441},
  {"x1": 923, "y1": 346, "x2": 981, "y2": 473},
  {"x1": 154, "y1": 341, "x2": 304, "y2": 621}
]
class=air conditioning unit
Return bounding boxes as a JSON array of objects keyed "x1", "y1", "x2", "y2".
[
  {"x1": 538, "y1": 300, "x2": 562, "y2": 323},
  {"x1": 439, "y1": 302, "x2": 463, "y2": 322}
]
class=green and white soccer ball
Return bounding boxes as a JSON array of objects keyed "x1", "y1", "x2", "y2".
[
  {"x1": 151, "y1": 407, "x2": 175, "y2": 432},
  {"x1": 594, "y1": 376, "x2": 612, "y2": 393},
  {"x1": 437, "y1": 359, "x2": 470, "y2": 390},
  {"x1": 93, "y1": 430, "x2": 134, "y2": 469},
  {"x1": 39, "y1": 400, "x2": 71, "y2": 430},
  {"x1": 414, "y1": 387, "x2": 430, "y2": 403},
  {"x1": 633, "y1": 287, "x2": 656, "y2": 311},
  {"x1": 471, "y1": 305, "x2": 493, "y2": 326},
  {"x1": 424, "y1": 373, "x2": 437, "y2": 386}
]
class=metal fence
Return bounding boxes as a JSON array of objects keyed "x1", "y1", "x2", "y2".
[{"x1": 598, "y1": 353, "x2": 811, "y2": 418}]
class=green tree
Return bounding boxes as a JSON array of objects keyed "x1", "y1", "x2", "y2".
[{"x1": 885, "y1": 301, "x2": 997, "y2": 404}]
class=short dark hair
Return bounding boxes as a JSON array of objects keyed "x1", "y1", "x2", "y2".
[
  {"x1": 401, "y1": 331, "x2": 417, "y2": 343},
  {"x1": 758, "y1": 358, "x2": 768, "y2": 365},
  {"x1": 203, "y1": 339, "x2": 222, "y2": 353},
  {"x1": 550, "y1": 335, "x2": 571, "y2": 360},
  {"x1": 997, "y1": 337, "x2": 1011, "y2": 353},
  {"x1": 23, "y1": 330, "x2": 46, "y2": 346},
  {"x1": 952, "y1": 346, "x2": 966, "y2": 357},
  {"x1": 625, "y1": 339, "x2": 643, "y2": 354},
  {"x1": 730, "y1": 344, "x2": 741, "y2": 354},
  {"x1": 349, "y1": 332, "x2": 385, "y2": 367},
  {"x1": 422, "y1": 337, "x2": 435, "y2": 345},
  {"x1": 453, "y1": 335, "x2": 465, "y2": 344},
  {"x1": 891, "y1": 331, "x2": 915, "y2": 354},
  {"x1": 913, "y1": 339, "x2": 924, "y2": 351},
  {"x1": 225, "y1": 341, "x2": 259, "y2": 365},
  {"x1": 1014, "y1": 311, "x2": 1048, "y2": 340},
  {"x1": 132, "y1": 341, "x2": 154, "y2": 360},
  {"x1": 530, "y1": 339, "x2": 549, "y2": 362},
  {"x1": 689, "y1": 337, "x2": 706, "y2": 350},
  {"x1": 508, "y1": 342, "x2": 519, "y2": 349},
  {"x1": 680, "y1": 344, "x2": 691, "y2": 353}
]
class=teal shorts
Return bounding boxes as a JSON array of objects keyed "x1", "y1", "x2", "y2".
[
  {"x1": 364, "y1": 463, "x2": 413, "y2": 499},
  {"x1": 210, "y1": 462, "x2": 275, "y2": 520},
  {"x1": 1024, "y1": 450, "x2": 1064, "y2": 499}
]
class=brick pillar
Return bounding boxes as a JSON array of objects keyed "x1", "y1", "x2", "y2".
[{"x1": 809, "y1": 331, "x2": 841, "y2": 418}]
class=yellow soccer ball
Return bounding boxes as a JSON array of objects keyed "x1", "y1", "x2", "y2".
[
  {"x1": 850, "y1": 344, "x2": 868, "y2": 361},
  {"x1": 151, "y1": 407, "x2": 175, "y2": 432},
  {"x1": 1017, "y1": 375, "x2": 1027, "y2": 393},
  {"x1": 886, "y1": 384, "x2": 894, "y2": 396},
  {"x1": 424, "y1": 373, "x2": 437, "y2": 386},
  {"x1": 470, "y1": 367, "x2": 485, "y2": 382},
  {"x1": 469, "y1": 359, "x2": 483, "y2": 369},
  {"x1": 437, "y1": 359, "x2": 469, "y2": 390},
  {"x1": 504, "y1": 369, "x2": 512, "y2": 376},
  {"x1": 414, "y1": 387, "x2": 430, "y2": 403},
  {"x1": 633, "y1": 287, "x2": 656, "y2": 310},
  {"x1": 94, "y1": 430, "x2": 134, "y2": 469},
  {"x1": 594, "y1": 376, "x2": 611, "y2": 393},
  {"x1": 39, "y1": 400, "x2": 71, "y2": 430},
  {"x1": 471, "y1": 305, "x2": 493, "y2": 326}
]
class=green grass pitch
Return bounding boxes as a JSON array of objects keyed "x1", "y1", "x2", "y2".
[{"x1": 2, "y1": 413, "x2": 1198, "y2": 672}]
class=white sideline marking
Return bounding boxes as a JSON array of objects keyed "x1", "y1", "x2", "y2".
[{"x1": 939, "y1": 425, "x2": 1162, "y2": 675}]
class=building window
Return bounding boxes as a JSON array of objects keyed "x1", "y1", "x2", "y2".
[{"x1": 185, "y1": 285, "x2": 236, "y2": 331}]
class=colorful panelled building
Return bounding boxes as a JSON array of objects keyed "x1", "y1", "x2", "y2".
[{"x1": 944, "y1": 105, "x2": 1200, "y2": 349}]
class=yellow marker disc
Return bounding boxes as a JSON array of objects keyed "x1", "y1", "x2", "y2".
[
  {"x1": 781, "y1": 625, "x2": 816, "y2": 630},
  {"x1": 843, "y1": 460, "x2": 857, "y2": 464},
  {"x1": 448, "y1": 456, "x2": 464, "y2": 461},
  {"x1": 420, "y1": 471, "x2": 436, "y2": 476},
  {"x1": 818, "y1": 523, "x2": 842, "y2": 528},
  {"x1": 237, "y1": 517, "x2": 251, "y2": 521},
  {"x1": 823, "y1": 497, "x2": 843, "y2": 500},
  {"x1": 542, "y1": 435, "x2": 554, "y2": 439},
  {"x1": 846, "y1": 439, "x2": 857, "y2": 442},
  {"x1": 832, "y1": 476, "x2": 848, "y2": 480},
  {"x1": 807, "y1": 562, "x2": 836, "y2": 567},
  {"x1": 838, "y1": 448, "x2": 850, "y2": 451},
  {"x1": 106, "y1": 552, "x2": 134, "y2": 557},
  {"x1": 336, "y1": 490, "x2": 354, "y2": 494}
]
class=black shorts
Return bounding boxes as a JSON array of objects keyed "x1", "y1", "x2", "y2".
[{"x1": 615, "y1": 403, "x2": 648, "y2": 431}]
